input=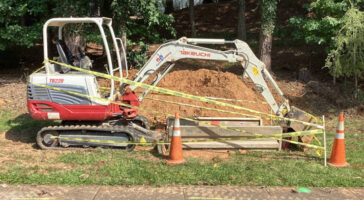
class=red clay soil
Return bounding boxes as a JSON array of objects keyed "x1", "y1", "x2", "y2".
[
  {"x1": 140, "y1": 68, "x2": 272, "y2": 125},
  {"x1": 101, "y1": 66, "x2": 273, "y2": 126}
]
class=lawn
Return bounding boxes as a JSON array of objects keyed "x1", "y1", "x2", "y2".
[{"x1": 0, "y1": 111, "x2": 363, "y2": 187}]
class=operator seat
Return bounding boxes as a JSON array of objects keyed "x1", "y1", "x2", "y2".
[{"x1": 55, "y1": 40, "x2": 76, "y2": 73}]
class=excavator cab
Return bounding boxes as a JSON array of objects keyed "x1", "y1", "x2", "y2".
[{"x1": 27, "y1": 18, "x2": 135, "y2": 121}]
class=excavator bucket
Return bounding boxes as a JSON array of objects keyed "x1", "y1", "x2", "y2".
[{"x1": 286, "y1": 106, "x2": 319, "y2": 150}]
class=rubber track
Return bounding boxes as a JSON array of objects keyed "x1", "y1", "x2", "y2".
[{"x1": 36, "y1": 124, "x2": 142, "y2": 150}]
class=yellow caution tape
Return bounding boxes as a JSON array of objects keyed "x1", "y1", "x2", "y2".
[
  {"x1": 32, "y1": 81, "x2": 325, "y2": 143},
  {"x1": 144, "y1": 97, "x2": 269, "y2": 120},
  {"x1": 281, "y1": 139, "x2": 325, "y2": 150},
  {"x1": 51, "y1": 129, "x2": 323, "y2": 147},
  {"x1": 33, "y1": 65, "x2": 45, "y2": 74},
  {"x1": 203, "y1": 96, "x2": 269, "y2": 104},
  {"x1": 30, "y1": 63, "x2": 325, "y2": 150},
  {"x1": 96, "y1": 87, "x2": 270, "y2": 120},
  {"x1": 99, "y1": 86, "x2": 111, "y2": 92},
  {"x1": 313, "y1": 136, "x2": 323, "y2": 156},
  {"x1": 44, "y1": 59, "x2": 324, "y2": 129},
  {"x1": 30, "y1": 82, "x2": 269, "y2": 137},
  {"x1": 98, "y1": 86, "x2": 268, "y2": 105}
]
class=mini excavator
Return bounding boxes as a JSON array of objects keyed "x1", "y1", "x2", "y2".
[{"x1": 28, "y1": 18, "x2": 318, "y2": 150}]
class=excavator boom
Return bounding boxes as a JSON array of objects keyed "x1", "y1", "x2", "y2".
[{"x1": 131, "y1": 37, "x2": 289, "y2": 116}]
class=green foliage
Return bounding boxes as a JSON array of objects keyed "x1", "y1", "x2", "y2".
[
  {"x1": 259, "y1": 0, "x2": 278, "y2": 35},
  {"x1": 288, "y1": 0, "x2": 362, "y2": 49},
  {"x1": 111, "y1": 0, "x2": 176, "y2": 44},
  {"x1": 325, "y1": 8, "x2": 364, "y2": 85},
  {"x1": 127, "y1": 43, "x2": 149, "y2": 69},
  {"x1": 52, "y1": 0, "x2": 90, "y2": 17},
  {"x1": 0, "y1": 0, "x2": 175, "y2": 53},
  {"x1": 110, "y1": 0, "x2": 175, "y2": 68},
  {"x1": 0, "y1": 0, "x2": 49, "y2": 50}
]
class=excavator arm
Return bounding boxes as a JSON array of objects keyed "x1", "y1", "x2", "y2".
[
  {"x1": 131, "y1": 37, "x2": 289, "y2": 116},
  {"x1": 130, "y1": 37, "x2": 317, "y2": 146}
]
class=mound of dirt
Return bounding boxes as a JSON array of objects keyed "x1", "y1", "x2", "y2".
[{"x1": 127, "y1": 68, "x2": 273, "y2": 125}]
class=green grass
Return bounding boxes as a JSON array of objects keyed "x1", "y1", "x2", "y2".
[
  {"x1": 0, "y1": 109, "x2": 56, "y2": 142},
  {"x1": 0, "y1": 111, "x2": 363, "y2": 187},
  {"x1": 0, "y1": 110, "x2": 15, "y2": 132},
  {"x1": 0, "y1": 145, "x2": 362, "y2": 187}
]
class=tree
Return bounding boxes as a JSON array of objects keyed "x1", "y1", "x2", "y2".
[
  {"x1": 189, "y1": 0, "x2": 196, "y2": 37},
  {"x1": 0, "y1": 0, "x2": 176, "y2": 68},
  {"x1": 237, "y1": 0, "x2": 246, "y2": 40},
  {"x1": 258, "y1": 0, "x2": 277, "y2": 72},
  {"x1": 288, "y1": 0, "x2": 352, "y2": 51},
  {"x1": 325, "y1": 7, "x2": 364, "y2": 97},
  {"x1": 111, "y1": 0, "x2": 176, "y2": 68},
  {"x1": 0, "y1": 0, "x2": 51, "y2": 50},
  {"x1": 0, "y1": 0, "x2": 175, "y2": 50},
  {"x1": 288, "y1": 0, "x2": 363, "y2": 87}
]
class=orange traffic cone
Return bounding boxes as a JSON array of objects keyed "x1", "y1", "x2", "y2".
[
  {"x1": 328, "y1": 112, "x2": 350, "y2": 167},
  {"x1": 166, "y1": 113, "x2": 185, "y2": 164}
]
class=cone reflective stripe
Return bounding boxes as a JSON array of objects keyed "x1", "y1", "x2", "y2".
[
  {"x1": 328, "y1": 112, "x2": 349, "y2": 167},
  {"x1": 173, "y1": 114, "x2": 181, "y2": 136},
  {"x1": 166, "y1": 113, "x2": 185, "y2": 164},
  {"x1": 335, "y1": 114, "x2": 345, "y2": 139}
]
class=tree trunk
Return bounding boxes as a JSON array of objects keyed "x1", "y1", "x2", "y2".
[
  {"x1": 237, "y1": 0, "x2": 246, "y2": 40},
  {"x1": 258, "y1": 29, "x2": 272, "y2": 72},
  {"x1": 65, "y1": 33, "x2": 84, "y2": 57},
  {"x1": 89, "y1": 2, "x2": 100, "y2": 17},
  {"x1": 165, "y1": 0, "x2": 174, "y2": 13},
  {"x1": 354, "y1": 75, "x2": 358, "y2": 99},
  {"x1": 258, "y1": 0, "x2": 277, "y2": 72},
  {"x1": 189, "y1": 0, "x2": 196, "y2": 37}
]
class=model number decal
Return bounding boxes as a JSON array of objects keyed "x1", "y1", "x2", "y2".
[
  {"x1": 180, "y1": 50, "x2": 211, "y2": 57},
  {"x1": 49, "y1": 78, "x2": 64, "y2": 83}
]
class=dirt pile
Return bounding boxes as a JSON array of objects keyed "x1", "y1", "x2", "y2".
[{"x1": 132, "y1": 69, "x2": 272, "y2": 125}]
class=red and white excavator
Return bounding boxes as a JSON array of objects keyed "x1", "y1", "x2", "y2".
[{"x1": 28, "y1": 17, "x2": 318, "y2": 150}]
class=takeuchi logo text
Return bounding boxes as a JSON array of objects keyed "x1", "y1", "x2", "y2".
[{"x1": 180, "y1": 50, "x2": 211, "y2": 57}]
